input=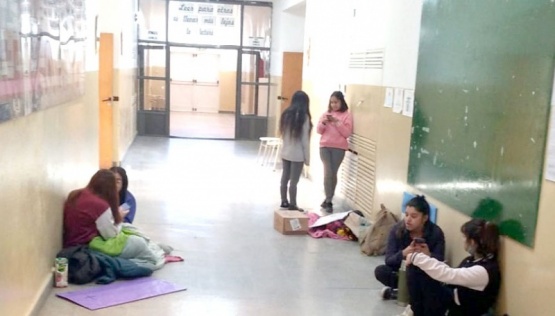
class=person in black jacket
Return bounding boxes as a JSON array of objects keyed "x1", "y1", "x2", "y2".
[
  {"x1": 374, "y1": 195, "x2": 445, "y2": 300},
  {"x1": 406, "y1": 218, "x2": 501, "y2": 316}
]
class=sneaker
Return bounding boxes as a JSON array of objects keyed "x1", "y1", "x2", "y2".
[
  {"x1": 324, "y1": 203, "x2": 333, "y2": 213},
  {"x1": 380, "y1": 287, "x2": 398, "y2": 300},
  {"x1": 320, "y1": 200, "x2": 333, "y2": 207},
  {"x1": 280, "y1": 201, "x2": 290, "y2": 209},
  {"x1": 288, "y1": 205, "x2": 304, "y2": 212},
  {"x1": 380, "y1": 286, "x2": 393, "y2": 300}
]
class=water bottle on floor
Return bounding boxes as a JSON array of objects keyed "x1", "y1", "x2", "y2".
[{"x1": 397, "y1": 260, "x2": 409, "y2": 306}]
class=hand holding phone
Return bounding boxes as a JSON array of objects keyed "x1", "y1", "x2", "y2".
[
  {"x1": 413, "y1": 237, "x2": 426, "y2": 244},
  {"x1": 413, "y1": 238, "x2": 431, "y2": 256},
  {"x1": 119, "y1": 203, "x2": 131, "y2": 218},
  {"x1": 119, "y1": 208, "x2": 129, "y2": 218}
]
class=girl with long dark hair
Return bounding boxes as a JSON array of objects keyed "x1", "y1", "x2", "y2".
[{"x1": 278, "y1": 90, "x2": 312, "y2": 211}]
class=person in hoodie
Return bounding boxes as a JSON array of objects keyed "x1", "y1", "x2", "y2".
[
  {"x1": 110, "y1": 166, "x2": 137, "y2": 223},
  {"x1": 316, "y1": 91, "x2": 353, "y2": 213}
]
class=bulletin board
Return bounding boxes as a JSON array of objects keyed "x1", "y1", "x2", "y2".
[
  {"x1": 0, "y1": 0, "x2": 86, "y2": 123},
  {"x1": 408, "y1": 1, "x2": 555, "y2": 247}
]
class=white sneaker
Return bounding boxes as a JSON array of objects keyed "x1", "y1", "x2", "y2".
[{"x1": 397, "y1": 304, "x2": 413, "y2": 316}]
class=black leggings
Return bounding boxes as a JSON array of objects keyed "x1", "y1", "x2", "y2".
[
  {"x1": 374, "y1": 264, "x2": 398, "y2": 288},
  {"x1": 407, "y1": 265, "x2": 453, "y2": 316}
]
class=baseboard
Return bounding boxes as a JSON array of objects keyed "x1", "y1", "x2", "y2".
[
  {"x1": 218, "y1": 110, "x2": 235, "y2": 114},
  {"x1": 29, "y1": 273, "x2": 54, "y2": 316}
]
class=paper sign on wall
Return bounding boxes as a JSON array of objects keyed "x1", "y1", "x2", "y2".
[
  {"x1": 402, "y1": 89, "x2": 415, "y2": 117},
  {"x1": 384, "y1": 87, "x2": 393, "y2": 108},
  {"x1": 393, "y1": 88, "x2": 403, "y2": 113}
]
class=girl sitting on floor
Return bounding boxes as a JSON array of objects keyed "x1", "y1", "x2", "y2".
[{"x1": 406, "y1": 218, "x2": 501, "y2": 316}]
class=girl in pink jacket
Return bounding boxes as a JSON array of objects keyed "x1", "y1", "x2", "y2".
[{"x1": 316, "y1": 91, "x2": 353, "y2": 212}]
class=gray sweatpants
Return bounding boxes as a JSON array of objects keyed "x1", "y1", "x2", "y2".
[{"x1": 319, "y1": 147, "x2": 346, "y2": 203}]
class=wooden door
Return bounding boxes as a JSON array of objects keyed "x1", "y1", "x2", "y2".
[
  {"x1": 99, "y1": 33, "x2": 114, "y2": 168},
  {"x1": 280, "y1": 52, "x2": 303, "y2": 113}
]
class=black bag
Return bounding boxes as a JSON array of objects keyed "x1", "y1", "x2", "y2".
[{"x1": 57, "y1": 246, "x2": 101, "y2": 284}]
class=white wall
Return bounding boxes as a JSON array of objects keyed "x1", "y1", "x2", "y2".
[
  {"x1": 270, "y1": 0, "x2": 306, "y2": 76},
  {"x1": 382, "y1": 0, "x2": 423, "y2": 89},
  {"x1": 326, "y1": 0, "x2": 423, "y2": 89}
]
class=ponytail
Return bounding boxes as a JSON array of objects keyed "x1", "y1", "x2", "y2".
[
  {"x1": 482, "y1": 221, "x2": 500, "y2": 256},
  {"x1": 461, "y1": 219, "x2": 500, "y2": 257}
]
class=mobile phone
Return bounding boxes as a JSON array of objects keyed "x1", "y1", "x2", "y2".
[
  {"x1": 414, "y1": 237, "x2": 426, "y2": 244},
  {"x1": 121, "y1": 203, "x2": 131, "y2": 211}
]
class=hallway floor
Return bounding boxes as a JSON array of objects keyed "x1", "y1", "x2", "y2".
[
  {"x1": 170, "y1": 112, "x2": 235, "y2": 139},
  {"x1": 38, "y1": 136, "x2": 405, "y2": 316}
]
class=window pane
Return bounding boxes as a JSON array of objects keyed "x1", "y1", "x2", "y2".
[
  {"x1": 240, "y1": 84, "x2": 256, "y2": 115},
  {"x1": 240, "y1": 82, "x2": 269, "y2": 116},
  {"x1": 242, "y1": 6, "x2": 271, "y2": 48},
  {"x1": 241, "y1": 50, "x2": 269, "y2": 82},
  {"x1": 140, "y1": 46, "x2": 165, "y2": 78},
  {"x1": 138, "y1": 0, "x2": 167, "y2": 41},
  {"x1": 241, "y1": 53, "x2": 257, "y2": 83},
  {"x1": 141, "y1": 79, "x2": 166, "y2": 111},
  {"x1": 258, "y1": 80, "x2": 269, "y2": 117},
  {"x1": 168, "y1": 1, "x2": 241, "y2": 45}
]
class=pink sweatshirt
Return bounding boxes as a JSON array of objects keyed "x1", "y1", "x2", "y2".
[{"x1": 316, "y1": 110, "x2": 353, "y2": 150}]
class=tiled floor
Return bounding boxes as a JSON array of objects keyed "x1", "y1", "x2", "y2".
[
  {"x1": 170, "y1": 112, "x2": 235, "y2": 139},
  {"x1": 38, "y1": 136, "x2": 405, "y2": 316}
]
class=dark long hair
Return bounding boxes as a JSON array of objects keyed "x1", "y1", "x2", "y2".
[
  {"x1": 328, "y1": 91, "x2": 349, "y2": 112},
  {"x1": 397, "y1": 195, "x2": 430, "y2": 238},
  {"x1": 279, "y1": 90, "x2": 313, "y2": 139},
  {"x1": 110, "y1": 166, "x2": 128, "y2": 206},
  {"x1": 461, "y1": 218, "x2": 500, "y2": 257}
]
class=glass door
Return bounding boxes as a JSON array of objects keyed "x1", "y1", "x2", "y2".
[
  {"x1": 137, "y1": 44, "x2": 169, "y2": 136},
  {"x1": 236, "y1": 49, "x2": 270, "y2": 139},
  {"x1": 236, "y1": 4, "x2": 272, "y2": 140}
]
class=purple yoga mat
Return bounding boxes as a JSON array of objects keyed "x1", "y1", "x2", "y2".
[{"x1": 56, "y1": 277, "x2": 187, "y2": 310}]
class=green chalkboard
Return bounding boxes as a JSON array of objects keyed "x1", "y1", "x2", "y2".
[{"x1": 409, "y1": 1, "x2": 555, "y2": 247}]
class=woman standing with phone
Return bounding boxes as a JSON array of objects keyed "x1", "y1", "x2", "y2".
[{"x1": 316, "y1": 91, "x2": 353, "y2": 213}]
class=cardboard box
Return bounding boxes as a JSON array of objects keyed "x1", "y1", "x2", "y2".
[{"x1": 274, "y1": 210, "x2": 309, "y2": 235}]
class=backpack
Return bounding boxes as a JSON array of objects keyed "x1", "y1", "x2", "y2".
[{"x1": 360, "y1": 204, "x2": 399, "y2": 256}]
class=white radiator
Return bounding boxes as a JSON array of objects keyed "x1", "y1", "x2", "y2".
[{"x1": 340, "y1": 133, "x2": 377, "y2": 218}]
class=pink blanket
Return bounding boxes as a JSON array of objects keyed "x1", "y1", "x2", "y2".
[{"x1": 307, "y1": 212, "x2": 352, "y2": 241}]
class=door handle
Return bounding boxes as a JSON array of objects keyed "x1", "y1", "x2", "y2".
[
  {"x1": 277, "y1": 96, "x2": 288, "y2": 101},
  {"x1": 102, "y1": 96, "x2": 119, "y2": 102}
]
